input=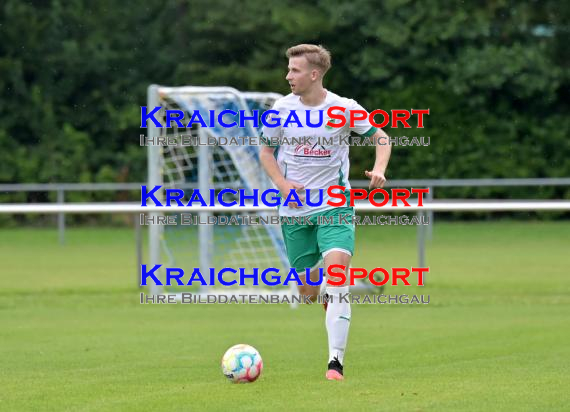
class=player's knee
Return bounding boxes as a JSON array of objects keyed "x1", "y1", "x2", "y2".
[{"x1": 298, "y1": 284, "x2": 318, "y2": 302}]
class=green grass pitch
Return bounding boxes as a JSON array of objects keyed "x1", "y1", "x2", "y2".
[{"x1": 0, "y1": 222, "x2": 569, "y2": 411}]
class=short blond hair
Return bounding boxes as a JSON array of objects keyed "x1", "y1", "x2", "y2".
[{"x1": 286, "y1": 44, "x2": 331, "y2": 76}]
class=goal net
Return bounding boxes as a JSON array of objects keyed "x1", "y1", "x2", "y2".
[{"x1": 146, "y1": 85, "x2": 297, "y2": 303}]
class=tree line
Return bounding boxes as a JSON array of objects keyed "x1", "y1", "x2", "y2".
[{"x1": 0, "y1": 0, "x2": 568, "y2": 222}]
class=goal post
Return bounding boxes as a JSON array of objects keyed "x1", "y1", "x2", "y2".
[
  {"x1": 147, "y1": 84, "x2": 162, "y2": 297},
  {"x1": 145, "y1": 85, "x2": 296, "y2": 302}
]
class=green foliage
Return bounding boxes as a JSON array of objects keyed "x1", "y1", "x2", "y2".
[{"x1": 0, "y1": 0, "x2": 568, "y2": 209}]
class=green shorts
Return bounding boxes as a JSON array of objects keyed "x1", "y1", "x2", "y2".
[{"x1": 280, "y1": 207, "x2": 355, "y2": 272}]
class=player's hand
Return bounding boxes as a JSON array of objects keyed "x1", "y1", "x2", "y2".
[
  {"x1": 365, "y1": 170, "x2": 386, "y2": 189},
  {"x1": 278, "y1": 180, "x2": 305, "y2": 208}
]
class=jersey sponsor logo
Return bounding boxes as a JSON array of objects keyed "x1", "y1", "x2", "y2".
[{"x1": 293, "y1": 143, "x2": 332, "y2": 158}]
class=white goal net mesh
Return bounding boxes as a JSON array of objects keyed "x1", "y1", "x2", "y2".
[{"x1": 147, "y1": 86, "x2": 291, "y2": 295}]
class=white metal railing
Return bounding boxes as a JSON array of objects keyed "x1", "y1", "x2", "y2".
[
  {"x1": 2, "y1": 178, "x2": 570, "y2": 244},
  {"x1": 0, "y1": 177, "x2": 570, "y2": 244},
  {"x1": 1, "y1": 200, "x2": 570, "y2": 214},
  {"x1": 1, "y1": 200, "x2": 569, "y2": 273}
]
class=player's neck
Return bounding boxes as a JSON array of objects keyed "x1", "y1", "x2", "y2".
[{"x1": 299, "y1": 87, "x2": 327, "y2": 107}]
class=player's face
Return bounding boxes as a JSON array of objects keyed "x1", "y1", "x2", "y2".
[{"x1": 286, "y1": 56, "x2": 317, "y2": 95}]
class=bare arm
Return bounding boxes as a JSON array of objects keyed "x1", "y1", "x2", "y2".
[
  {"x1": 259, "y1": 145, "x2": 286, "y2": 190},
  {"x1": 364, "y1": 129, "x2": 391, "y2": 189},
  {"x1": 259, "y1": 145, "x2": 304, "y2": 208}
]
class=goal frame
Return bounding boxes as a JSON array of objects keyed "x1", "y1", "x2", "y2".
[{"x1": 146, "y1": 84, "x2": 298, "y2": 303}]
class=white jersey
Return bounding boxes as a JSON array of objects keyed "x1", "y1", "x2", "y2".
[{"x1": 261, "y1": 90, "x2": 376, "y2": 217}]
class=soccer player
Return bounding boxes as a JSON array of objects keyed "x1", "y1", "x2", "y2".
[{"x1": 259, "y1": 44, "x2": 391, "y2": 380}]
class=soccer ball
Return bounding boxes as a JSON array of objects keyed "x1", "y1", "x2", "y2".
[{"x1": 221, "y1": 344, "x2": 263, "y2": 383}]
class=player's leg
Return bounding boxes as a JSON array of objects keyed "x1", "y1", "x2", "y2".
[
  {"x1": 298, "y1": 264, "x2": 322, "y2": 302},
  {"x1": 280, "y1": 222, "x2": 320, "y2": 302},
  {"x1": 317, "y1": 207, "x2": 355, "y2": 380},
  {"x1": 323, "y1": 249, "x2": 351, "y2": 380}
]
